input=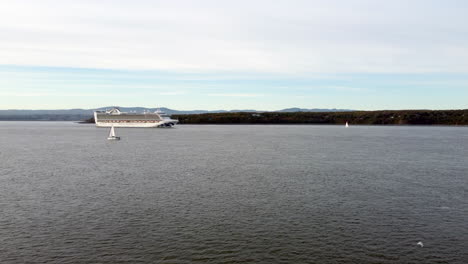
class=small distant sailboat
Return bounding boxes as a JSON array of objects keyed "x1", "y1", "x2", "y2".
[
  {"x1": 345, "y1": 121, "x2": 349, "y2": 128},
  {"x1": 107, "y1": 126, "x2": 120, "y2": 140}
]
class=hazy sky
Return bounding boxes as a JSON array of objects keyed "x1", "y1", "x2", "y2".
[{"x1": 1, "y1": 0, "x2": 467, "y2": 110}]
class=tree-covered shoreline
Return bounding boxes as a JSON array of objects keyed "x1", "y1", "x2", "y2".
[
  {"x1": 171, "y1": 109, "x2": 468, "y2": 125},
  {"x1": 3, "y1": 109, "x2": 466, "y2": 125}
]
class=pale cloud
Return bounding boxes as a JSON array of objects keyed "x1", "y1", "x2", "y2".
[
  {"x1": 0, "y1": 92, "x2": 46, "y2": 97},
  {"x1": 0, "y1": 90, "x2": 186, "y2": 97},
  {"x1": 1, "y1": 0, "x2": 468, "y2": 74},
  {"x1": 0, "y1": 92, "x2": 132, "y2": 97},
  {"x1": 325, "y1": 86, "x2": 368, "y2": 92},
  {"x1": 207, "y1": 93, "x2": 264, "y2": 97},
  {"x1": 158, "y1": 91, "x2": 187, "y2": 96}
]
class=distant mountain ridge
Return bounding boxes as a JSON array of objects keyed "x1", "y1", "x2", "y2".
[
  {"x1": 278, "y1": 108, "x2": 352, "y2": 112},
  {"x1": 0, "y1": 106, "x2": 354, "y2": 120}
]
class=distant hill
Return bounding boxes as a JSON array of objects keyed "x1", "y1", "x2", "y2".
[
  {"x1": 0, "y1": 106, "x2": 354, "y2": 121},
  {"x1": 278, "y1": 108, "x2": 352, "y2": 112}
]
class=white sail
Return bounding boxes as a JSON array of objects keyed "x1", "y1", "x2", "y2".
[
  {"x1": 109, "y1": 126, "x2": 116, "y2": 137},
  {"x1": 345, "y1": 122, "x2": 349, "y2": 127},
  {"x1": 107, "y1": 125, "x2": 120, "y2": 140}
]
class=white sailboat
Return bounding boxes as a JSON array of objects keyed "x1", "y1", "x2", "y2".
[
  {"x1": 345, "y1": 121, "x2": 349, "y2": 127},
  {"x1": 107, "y1": 126, "x2": 120, "y2": 140}
]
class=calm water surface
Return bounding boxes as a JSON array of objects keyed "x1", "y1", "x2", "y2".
[{"x1": 0, "y1": 122, "x2": 467, "y2": 263}]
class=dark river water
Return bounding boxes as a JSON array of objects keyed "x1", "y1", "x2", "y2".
[{"x1": 0, "y1": 122, "x2": 467, "y2": 263}]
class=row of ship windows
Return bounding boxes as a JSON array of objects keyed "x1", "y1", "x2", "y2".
[{"x1": 99, "y1": 120, "x2": 160, "y2": 123}]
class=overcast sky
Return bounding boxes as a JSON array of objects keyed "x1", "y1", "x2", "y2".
[{"x1": 1, "y1": 0, "x2": 467, "y2": 110}]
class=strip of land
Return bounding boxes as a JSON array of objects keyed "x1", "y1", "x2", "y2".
[
  {"x1": 75, "y1": 109, "x2": 468, "y2": 125},
  {"x1": 172, "y1": 110, "x2": 468, "y2": 125}
]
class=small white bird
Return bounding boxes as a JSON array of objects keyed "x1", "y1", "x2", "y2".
[{"x1": 417, "y1": 241, "x2": 424, "y2": 247}]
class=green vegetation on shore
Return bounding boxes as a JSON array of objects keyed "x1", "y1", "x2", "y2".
[
  {"x1": 14, "y1": 109, "x2": 466, "y2": 125},
  {"x1": 171, "y1": 109, "x2": 468, "y2": 125}
]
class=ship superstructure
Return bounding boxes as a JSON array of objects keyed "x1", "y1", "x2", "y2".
[{"x1": 94, "y1": 108, "x2": 178, "y2": 128}]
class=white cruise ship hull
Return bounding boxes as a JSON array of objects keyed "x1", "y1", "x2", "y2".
[{"x1": 95, "y1": 120, "x2": 177, "y2": 128}]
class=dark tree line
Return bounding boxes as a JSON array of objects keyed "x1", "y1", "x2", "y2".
[
  {"x1": 172, "y1": 110, "x2": 468, "y2": 125},
  {"x1": 6, "y1": 109, "x2": 466, "y2": 125}
]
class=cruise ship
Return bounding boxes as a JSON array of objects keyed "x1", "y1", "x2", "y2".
[{"x1": 94, "y1": 108, "x2": 179, "y2": 128}]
